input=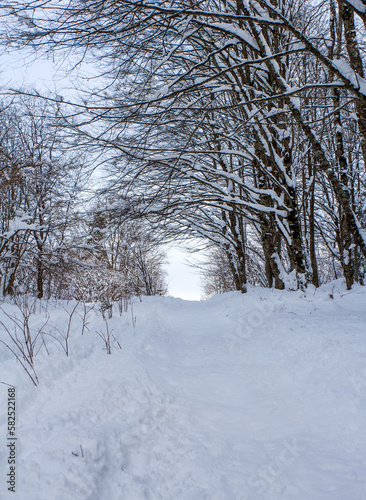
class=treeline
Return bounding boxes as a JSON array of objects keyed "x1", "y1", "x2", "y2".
[
  {"x1": 1, "y1": 0, "x2": 366, "y2": 293},
  {"x1": 0, "y1": 98, "x2": 167, "y2": 301}
]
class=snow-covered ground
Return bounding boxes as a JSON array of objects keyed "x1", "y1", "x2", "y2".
[{"x1": 0, "y1": 280, "x2": 365, "y2": 499}]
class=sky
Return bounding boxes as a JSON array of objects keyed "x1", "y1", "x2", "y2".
[
  {"x1": 0, "y1": 50, "x2": 205, "y2": 300},
  {"x1": 164, "y1": 247, "x2": 204, "y2": 301}
]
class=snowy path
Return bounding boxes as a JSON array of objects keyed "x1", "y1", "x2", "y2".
[{"x1": 1, "y1": 282, "x2": 366, "y2": 499}]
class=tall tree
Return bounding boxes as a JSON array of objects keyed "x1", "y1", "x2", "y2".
[
  {"x1": 0, "y1": 97, "x2": 85, "y2": 297},
  {"x1": 3, "y1": 0, "x2": 366, "y2": 290}
]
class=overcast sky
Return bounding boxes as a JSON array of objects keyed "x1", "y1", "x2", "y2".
[{"x1": 165, "y1": 247, "x2": 204, "y2": 301}]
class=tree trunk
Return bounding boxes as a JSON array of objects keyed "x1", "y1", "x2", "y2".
[
  {"x1": 37, "y1": 257, "x2": 44, "y2": 299},
  {"x1": 309, "y1": 165, "x2": 319, "y2": 287},
  {"x1": 339, "y1": 1, "x2": 366, "y2": 169}
]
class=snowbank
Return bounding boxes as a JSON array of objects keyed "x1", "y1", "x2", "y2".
[{"x1": 0, "y1": 280, "x2": 365, "y2": 499}]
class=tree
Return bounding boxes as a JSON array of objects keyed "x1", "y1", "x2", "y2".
[
  {"x1": 0, "y1": 97, "x2": 86, "y2": 298},
  {"x1": 61, "y1": 203, "x2": 168, "y2": 302},
  {"x1": 3, "y1": 0, "x2": 366, "y2": 291}
]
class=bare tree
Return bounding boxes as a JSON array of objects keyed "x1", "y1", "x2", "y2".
[
  {"x1": 0, "y1": 97, "x2": 86, "y2": 298},
  {"x1": 2, "y1": 0, "x2": 366, "y2": 291}
]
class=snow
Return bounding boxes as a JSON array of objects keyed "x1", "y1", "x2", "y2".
[
  {"x1": 1, "y1": 280, "x2": 366, "y2": 499},
  {"x1": 344, "y1": 0, "x2": 366, "y2": 15},
  {"x1": 210, "y1": 23, "x2": 259, "y2": 52},
  {"x1": 332, "y1": 59, "x2": 366, "y2": 97},
  {"x1": 4, "y1": 216, "x2": 40, "y2": 238}
]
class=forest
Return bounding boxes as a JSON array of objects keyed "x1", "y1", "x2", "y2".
[
  {"x1": 1, "y1": 3, "x2": 366, "y2": 499},
  {"x1": 0, "y1": 0, "x2": 366, "y2": 299}
]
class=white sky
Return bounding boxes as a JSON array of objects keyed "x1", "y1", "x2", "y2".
[
  {"x1": 1, "y1": 50, "x2": 206, "y2": 300},
  {"x1": 165, "y1": 247, "x2": 204, "y2": 301},
  {"x1": 1, "y1": 50, "x2": 68, "y2": 93}
]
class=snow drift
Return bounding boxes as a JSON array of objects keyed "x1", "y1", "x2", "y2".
[{"x1": 0, "y1": 280, "x2": 365, "y2": 499}]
